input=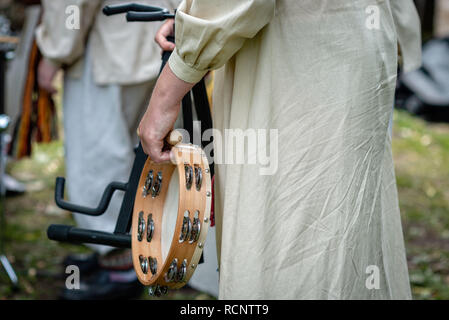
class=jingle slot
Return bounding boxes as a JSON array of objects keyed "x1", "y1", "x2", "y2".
[
  {"x1": 147, "y1": 213, "x2": 154, "y2": 242},
  {"x1": 139, "y1": 255, "x2": 148, "y2": 274},
  {"x1": 137, "y1": 211, "x2": 145, "y2": 241},
  {"x1": 149, "y1": 256, "x2": 158, "y2": 275},
  {"x1": 149, "y1": 285, "x2": 162, "y2": 297},
  {"x1": 160, "y1": 286, "x2": 168, "y2": 295},
  {"x1": 154, "y1": 286, "x2": 162, "y2": 297},
  {"x1": 175, "y1": 259, "x2": 188, "y2": 283},
  {"x1": 179, "y1": 211, "x2": 192, "y2": 243},
  {"x1": 165, "y1": 258, "x2": 178, "y2": 282},
  {"x1": 189, "y1": 210, "x2": 201, "y2": 243},
  {"x1": 194, "y1": 166, "x2": 202, "y2": 191},
  {"x1": 185, "y1": 164, "x2": 193, "y2": 190},
  {"x1": 151, "y1": 171, "x2": 162, "y2": 198},
  {"x1": 142, "y1": 170, "x2": 153, "y2": 197}
]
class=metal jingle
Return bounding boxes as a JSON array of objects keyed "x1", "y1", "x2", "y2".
[
  {"x1": 179, "y1": 211, "x2": 192, "y2": 243},
  {"x1": 160, "y1": 286, "x2": 168, "y2": 295},
  {"x1": 194, "y1": 166, "x2": 202, "y2": 191},
  {"x1": 154, "y1": 285, "x2": 162, "y2": 297},
  {"x1": 165, "y1": 258, "x2": 178, "y2": 282},
  {"x1": 139, "y1": 255, "x2": 148, "y2": 274},
  {"x1": 148, "y1": 285, "x2": 162, "y2": 297},
  {"x1": 189, "y1": 210, "x2": 201, "y2": 243},
  {"x1": 151, "y1": 171, "x2": 162, "y2": 198},
  {"x1": 175, "y1": 259, "x2": 188, "y2": 283},
  {"x1": 137, "y1": 211, "x2": 145, "y2": 241},
  {"x1": 149, "y1": 256, "x2": 157, "y2": 275},
  {"x1": 185, "y1": 165, "x2": 193, "y2": 190},
  {"x1": 147, "y1": 213, "x2": 154, "y2": 242},
  {"x1": 142, "y1": 170, "x2": 153, "y2": 197}
]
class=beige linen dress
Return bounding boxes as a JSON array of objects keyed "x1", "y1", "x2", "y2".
[{"x1": 168, "y1": 0, "x2": 422, "y2": 299}]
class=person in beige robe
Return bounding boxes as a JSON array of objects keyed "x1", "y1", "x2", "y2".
[{"x1": 139, "y1": 0, "x2": 422, "y2": 299}]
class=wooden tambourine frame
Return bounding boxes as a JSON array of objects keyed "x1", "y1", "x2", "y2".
[{"x1": 131, "y1": 132, "x2": 211, "y2": 295}]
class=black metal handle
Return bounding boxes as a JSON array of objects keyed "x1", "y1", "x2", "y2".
[
  {"x1": 54, "y1": 177, "x2": 128, "y2": 216},
  {"x1": 103, "y1": 3, "x2": 167, "y2": 16},
  {"x1": 47, "y1": 224, "x2": 131, "y2": 248},
  {"x1": 126, "y1": 11, "x2": 174, "y2": 22}
]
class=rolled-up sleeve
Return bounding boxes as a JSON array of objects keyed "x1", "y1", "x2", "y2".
[
  {"x1": 169, "y1": 0, "x2": 275, "y2": 83},
  {"x1": 35, "y1": 0, "x2": 101, "y2": 67}
]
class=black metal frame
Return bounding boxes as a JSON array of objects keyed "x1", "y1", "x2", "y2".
[
  {"x1": 47, "y1": 4, "x2": 173, "y2": 248},
  {"x1": 48, "y1": 144, "x2": 147, "y2": 248}
]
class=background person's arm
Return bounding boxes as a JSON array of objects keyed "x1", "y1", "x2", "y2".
[{"x1": 35, "y1": 0, "x2": 102, "y2": 92}]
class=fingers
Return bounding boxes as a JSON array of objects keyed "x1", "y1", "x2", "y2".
[
  {"x1": 159, "y1": 150, "x2": 172, "y2": 162},
  {"x1": 145, "y1": 143, "x2": 171, "y2": 163},
  {"x1": 155, "y1": 19, "x2": 175, "y2": 52},
  {"x1": 155, "y1": 33, "x2": 175, "y2": 51},
  {"x1": 155, "y1": 32, "x2": 175, "y2": 51},
  {"x1": 139, "y1": 133, "x2": 171, "y2": 163}
]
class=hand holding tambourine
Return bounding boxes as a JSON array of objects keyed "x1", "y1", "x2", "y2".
[{"x1": 132, "y1": 130, "x2": 212, "y2": 296}]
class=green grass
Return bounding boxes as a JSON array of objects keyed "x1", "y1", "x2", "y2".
[{"x1": 393, "y1": 110, "x2": 449, "y2": 299}]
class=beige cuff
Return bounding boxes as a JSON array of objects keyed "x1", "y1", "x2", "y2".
[{"x1": 168, "y1": 50, "x2": 207, "y2": 84}]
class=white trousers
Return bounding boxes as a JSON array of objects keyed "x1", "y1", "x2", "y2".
[{"x1": 63, "y1": 53, "x2": 155, "y2": 254}]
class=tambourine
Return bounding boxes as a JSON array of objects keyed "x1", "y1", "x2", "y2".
[{"x1": 132, "y1": 131, "x2": 212, "y2": 296}]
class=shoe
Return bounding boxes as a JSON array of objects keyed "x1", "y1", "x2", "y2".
[
  {"x1": 62, "y1": 252, "x2": 99, "y2": 276},
  {"x1": 4, "y1": 174, "x2": 26, "y2": 196},
  {"x1": 59, "y1": 268, "x2": 143, "y2": 300}
]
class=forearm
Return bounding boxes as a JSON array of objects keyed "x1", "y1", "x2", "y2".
[
  {"x1": 155, "y1": 62, "x2": 195, "y2": 113},
  {"x1": 145, "y1": 64, "x2": 194, "y2": 139},
  {"x1": 138, "y1": 63, "x2": 195, "y2": 160}
]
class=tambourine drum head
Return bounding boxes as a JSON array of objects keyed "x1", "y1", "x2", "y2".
[{"x1": 162, "y1": 172, "x2": 179, "y2": 261}]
